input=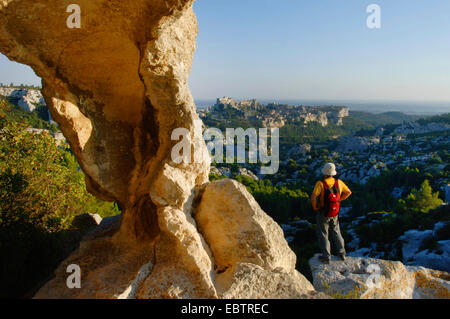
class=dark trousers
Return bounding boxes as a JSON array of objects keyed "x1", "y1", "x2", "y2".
[{"x1": 316, "y1": 212, "x2": 346, "y2": 260}]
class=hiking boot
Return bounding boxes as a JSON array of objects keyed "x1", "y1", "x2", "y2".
[
  {"x1": 339, "y1": 255, "x2": 347, "y2": 261},
  {"x1": 319, "y1": 256, "x2": 330, "y2": 264}
]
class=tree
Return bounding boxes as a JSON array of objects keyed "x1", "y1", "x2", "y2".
[
  {"x1": 0, "y1": 119, "x2": 119, "y2": 229},
  {"x1": 398, "y1": 180, "x2": 443, "y2": 213}
]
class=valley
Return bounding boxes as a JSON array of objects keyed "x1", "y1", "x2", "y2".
[
  {"x1": 201, "y1": 97, "x2": 450, "y2": 278},
  {"x1": 1, "y1": 87, "x2": 449, "y2": 290}
]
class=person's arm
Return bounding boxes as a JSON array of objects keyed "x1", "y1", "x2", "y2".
[
  {"x1": 340, "y1": 181, "x2": 352, "y2": 201},
  {"x1": 311, "y1": 194, "x2": 320, "y2": 211},
  {"x1": 311, "y1": 182, "x2": 322, "y2": 211},
  {"x1": 341, "y1": 190, "x2": 352, "y2": 201}
]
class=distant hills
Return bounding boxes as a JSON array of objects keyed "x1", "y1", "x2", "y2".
[
  {"x1": 199, "y1": 97, "x2": 429, "y2": 129},
  {"x1": 196, "y1": 99, "x2": 450, "y2": 115},
  {"x1": 350, "y1": 111, "x2": 423, "y2": 126},
  {"x1": 199, "y1": 97, "x2": 350, "y2": 129},
  {"x1": 1, "y1": 88, "x2": 447, "y2": 144},
  {"x1": 198, "y1": 97, "x2": 449, "y2": 148}
]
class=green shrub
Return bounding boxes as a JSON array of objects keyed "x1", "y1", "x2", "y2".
[
  {"x1": 0, "y1": 105, "x2": 120, "y2": 298},
  {"x1": 398, "y1": 180, "x2": 443, "y2": 214}
]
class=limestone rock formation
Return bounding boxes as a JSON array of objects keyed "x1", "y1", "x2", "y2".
[
  {"x1": 0, "y1": 0, "x2": 318, "y2": 299},
  {"x1": 287, "y1": 144, "x2": 312, "y2": 159},
  {"x1": 217, "y1": 263, "x2": 326, "y2": 299},
  {"x1": 196, "y1": 179, "x2": 297, "y2": 273},
  {"x1": 205, "y1": 98, "x2": 349, "y2": 129},
  {"x1": 0, "y1": 87, "x2": 46, "y2": 111},
  {"x1": 195, "y1": 179, "x2": 324, "y2": 298},
  {"x1": 309, "y1": 255, "x2": 450, "y2": 299}
]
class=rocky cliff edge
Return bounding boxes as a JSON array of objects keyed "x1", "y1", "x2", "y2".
[{"x1": 310, "y1": 255, "x2": 450, "y2": 299}]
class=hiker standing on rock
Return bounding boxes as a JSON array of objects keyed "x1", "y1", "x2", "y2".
[{"x1": 311, "y1": 163, "x2": 352, "y2": 264}]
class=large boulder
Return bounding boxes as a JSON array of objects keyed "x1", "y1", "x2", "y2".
[
  {"x1": 196, "y1": 179, "x2": 320, "y2": 298},
  {"x1": 196, "y1": 179, "x2": 296, "y2": 273},
  {"x1": 217, "y1": 263, "x2": 325, "y2": 299},
  {"x1": 309, "y1": 255, "x2": 450, "y2": 299}
]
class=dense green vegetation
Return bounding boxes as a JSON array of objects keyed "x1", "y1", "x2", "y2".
[
  {"x1": 280, "y1": 116, "x2": 373, "y2": 147},
  {"x1": 352, "y1": 206, "x2": 449, "y2": 258},
  {"x1": 417, "y1": 113, "x2": 450, "y2": 125},
  {"x1": 0, "y1": 96, "x2": 57, "y2": 132},
  {"x1": 398, "y1": 180, "x2": 444, "y2": 213},
  {"x1": 349, "y1": 166, "x2": 429, "y2": 214},
  {"x1": 0, "y1": 98, "x2": 120, "y2": 298},
  {"x1": 350, "y1": 111, "x2": 422, "y2": 126},
  {"x1": 0, "y1": 84, "x2": 42, "y2": 89},
  {"x1": 202, "y1": 111, "x2": 260, "y2": 131}
]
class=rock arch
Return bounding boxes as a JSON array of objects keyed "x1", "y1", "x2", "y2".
[{"x1": 0, "y1": 0, "x2": 321, "y2": 299}]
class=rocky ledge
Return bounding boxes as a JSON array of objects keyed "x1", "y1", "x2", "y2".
[
  {"x1": 309, "y1": 255, "x2": 450, "y2": 299},
  {"x1": 34, "y1": 179, "x2": 324, "y2": 299}
]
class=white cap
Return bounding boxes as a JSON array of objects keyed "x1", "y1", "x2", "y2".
[{"x1": 322, "y1": 163, "x2": 337, "y2": 176}]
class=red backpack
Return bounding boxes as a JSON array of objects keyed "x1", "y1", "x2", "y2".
[{"x1": 321, "y1": 179, "x2": 341, "y2": 217}]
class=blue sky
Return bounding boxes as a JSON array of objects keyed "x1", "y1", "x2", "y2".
[
  {"x1": 1, "y1": 0, "x2": 450, "y2": 104},
  {"x1": 190, "y1": 0, "x2": 450, "y2": 102}
]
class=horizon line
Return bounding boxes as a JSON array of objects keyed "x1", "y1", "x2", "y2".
[{"x1": 194, "y1": 97, "x2": 450, "y2": 104}]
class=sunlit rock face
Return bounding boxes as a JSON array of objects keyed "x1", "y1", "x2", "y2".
[
  {"x1": 0, "y1": 87, "x2": 46, "y2": 111},
  {"x1": 309, "y1": 255, "x2": 450, "y2": 299},
  {"x1": 0, "y1": 1, "x2": 320, "y2": 299}
]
